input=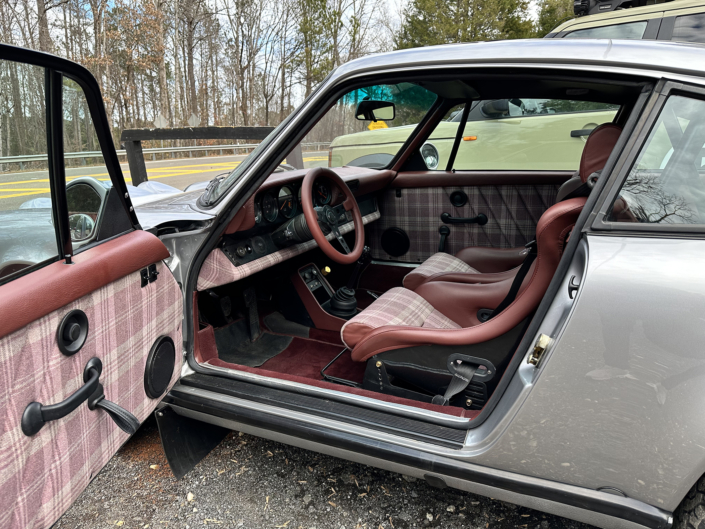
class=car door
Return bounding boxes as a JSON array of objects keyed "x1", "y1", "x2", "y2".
[
  {"x1": 367, "y1": 98, "x2": 619, "y2": 263},
  {"x1": 0, "y1": 47, "x2": 183, "y2": 529}
]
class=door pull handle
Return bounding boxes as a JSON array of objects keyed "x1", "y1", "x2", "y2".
[{"x1": 21, "y1": 357, "x2": 139, "y2": 436}]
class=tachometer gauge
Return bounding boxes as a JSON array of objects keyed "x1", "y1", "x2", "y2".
[
  {"x1": 262, "y1": 192, "x2": 278, "y2": 222},
  {"x1": 314, "y1": 180, "x2": 331, "y2": 206},
  {"x1": 278, "y1": 186, "x2": 296, "y2": 219},
  {"x1": 254, "y1": 201, "x2": 263, "y2": 224}
]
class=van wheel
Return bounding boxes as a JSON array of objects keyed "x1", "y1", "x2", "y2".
[{"x1": 674, "y1": 476, "x2": 705, "y2": 528}]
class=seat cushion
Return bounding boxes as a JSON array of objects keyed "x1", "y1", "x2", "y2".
[
  {"x1": 341, "y1": 287, "x2": 460, "y2": 349},
  {"x1": 402, "y1": 253, "x2": 478, "y2": 291}
]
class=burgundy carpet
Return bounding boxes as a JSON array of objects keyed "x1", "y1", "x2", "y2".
[{"x1": 260, "y1": 338, "x2": 365, "y2": 382}]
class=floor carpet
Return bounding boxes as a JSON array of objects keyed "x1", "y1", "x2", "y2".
[{"x1": 214, "y1": 319, "x2": 293, "y2": 367}]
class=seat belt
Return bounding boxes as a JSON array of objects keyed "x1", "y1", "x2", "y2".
[
  {"x1": 488, "y1": 240, "x2": 537, "y2": 319},
  {"x1": 432, "y1": 363, "x2": 478, "y2": 406},
  {"x1": 561, "y1": 170, "x2": 600, "y2": 201}
]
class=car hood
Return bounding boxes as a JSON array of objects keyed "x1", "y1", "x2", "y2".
[
  {"x1": 133, "y1": 190, "x2": 215, "y2": 230},
  {"x1": 0, "y1": 209, "x2": 56, "y2": 266}
]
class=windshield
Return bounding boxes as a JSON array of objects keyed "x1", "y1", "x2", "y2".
[
  {"x1": 206, "y1": 82, "x2": 437, "y2": 203},
  {"x1": 206, "y1": 119, "x2": 288, "y2": 205}
]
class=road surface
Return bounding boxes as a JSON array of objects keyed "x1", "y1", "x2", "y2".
[{"x1": 0, "y1": 151, "x2": 329, "y2": 211}]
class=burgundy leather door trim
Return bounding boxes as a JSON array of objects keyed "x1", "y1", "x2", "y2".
[
  {"x1": 0, "y1": 230, "x2": 170, "y2": 339},
  {"x1": 392, "y1": 171, "x2": 574, "y2": 188}
]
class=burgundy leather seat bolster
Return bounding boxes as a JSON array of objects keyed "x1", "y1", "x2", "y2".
[
  {"x1": 349, "y1": 197, "x2": 587, "y2": 363},
  {"x1": 413, "y1": 268, "x2": 519, "y2": 289},
  {"x1": 414, "y1": 269, "x2": 533, "y2": 328},
  {"x1": 454, "y1": 246, "x2": 528, "y2": 273}
]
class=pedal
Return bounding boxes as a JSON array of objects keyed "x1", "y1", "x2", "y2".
[{"x1": 243, "y1": 287, "x2": 261, "y2": 342}]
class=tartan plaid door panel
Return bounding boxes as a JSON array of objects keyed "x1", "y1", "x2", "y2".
[
  {"x1": 0, "y1": 261, "x2": 183, "y2": 529},
  {"x1": 367, "y1": 184, "x2": 560, "y2": 262}
]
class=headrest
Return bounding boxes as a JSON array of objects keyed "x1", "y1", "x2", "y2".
[{"x1": 579, "y1": 124, "x2": 622, "y2": 183}]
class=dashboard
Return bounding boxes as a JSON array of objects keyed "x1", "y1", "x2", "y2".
[
  {"x1": 254, "y1": 179, "x2": 335, "y2": 226},
  {"x1": 220, "y1": 173, "x2": 378, "y2": 270}
]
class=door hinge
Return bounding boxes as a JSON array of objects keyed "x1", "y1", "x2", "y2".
[{"x1": 527, "y1": 334, "x2": 552, "y2": 367}]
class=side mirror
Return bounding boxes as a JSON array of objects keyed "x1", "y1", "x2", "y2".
[
  {"x1": 68, "y1": 214, "x2": 97, "y2": 242},
  {"x1": 355, "y1": 100, "x2": 395, "y2": 121},
  {"x1": 481, "y1": 99, "x2": 510, "y2": 118},
  {"x1": 66, "y1": 178, "x2": 107, "y2": 246}
]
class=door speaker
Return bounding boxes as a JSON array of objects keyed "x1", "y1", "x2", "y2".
[
  {"x1": 380, "y1": 227, "x2": 410, "y2": 257},
  {"x1": 144, "y1": 336, "x2": 176, "y2": 399}
]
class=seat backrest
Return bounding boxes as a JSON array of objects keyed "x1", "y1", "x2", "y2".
[
  {"x1": 556, "y1": 123, "x2": 623, "y2": 202},
  {"x1": 349, "y1": 197, "x2": 588, "y2": 362}
]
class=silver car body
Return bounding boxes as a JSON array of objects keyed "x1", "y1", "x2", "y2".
[{"x1": 160, "y1": 39, "x2": 705, "y2": 529}]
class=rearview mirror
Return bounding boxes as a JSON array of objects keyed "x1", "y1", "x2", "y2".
[{"x1": 355, "y1": 100, "x2": 395, "y2": 121}]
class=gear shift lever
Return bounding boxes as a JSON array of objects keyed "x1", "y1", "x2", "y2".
[
  {"x1": 346, "y1": 246, "x2": 371, "y2": 289},
  {"x1": 328, "y1": 246, "x2": 371, "y2": 319}
]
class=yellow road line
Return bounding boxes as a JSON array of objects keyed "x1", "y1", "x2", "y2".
[
  {"x1": 0, "y1": 188, "x2": 51, "y2": 192},
  {"x1": 0, "y1": 190, "x2": 50, "y2": 199}
]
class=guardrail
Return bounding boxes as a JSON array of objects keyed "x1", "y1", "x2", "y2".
[{"x1": 0, "y1": 142, "x2": 331, "y2": 170}]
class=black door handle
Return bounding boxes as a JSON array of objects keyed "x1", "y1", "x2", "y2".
[
  {"x1": 570, "y1": 129, "x2": 593, "y2": 137},
  {"x1": 441, "y1": 212, "x2": 488, "y2": 225},
  {"x1": 22, "y1": 357, "x2": 102, "y2": 436},
  {"x1": 21, "y1": 357, "x2": 140, "y2": 436}
]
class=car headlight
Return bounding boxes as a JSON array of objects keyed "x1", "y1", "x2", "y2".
[{"x1": 421, "y1": 142, "x2": 439, "y2": 170}]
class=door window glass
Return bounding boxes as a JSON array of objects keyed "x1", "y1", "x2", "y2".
[
  {"x1": 564, "y1": 21, "x2": 648, "y2": 39},
  {"x1": 0, "y1": 60, "x2": 58, "y2": 280},
  {"x1": 609, "y1": 95, "x2": 705, "y2": 224},
  {"x1": 63, "y1": 78, "x2": 109, "y2": 248},
  {"x1": 672, "y1": 13, "x2": 705, "y2": 44},
  {"x1": 295, "y1": 83, "x2": 437, "y2": 170},
  {"x1": 429, "y1": 99, "x2": 618, "y2": 171}
]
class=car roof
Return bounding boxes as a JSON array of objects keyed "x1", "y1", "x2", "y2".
[
  {"x1": 328, "y1": 39, "x2": 705, "y2": 86},
  {"x1": 552, "y1": 0, "x2": 705, "y2": 33}
]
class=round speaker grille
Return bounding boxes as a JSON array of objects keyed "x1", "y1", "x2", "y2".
[
  {"x1": 380, "y1": 227, "x2": 410, "y2": 257},
  {"x1": 144, "y1": 336, "x2": 176, "y2": 399}
]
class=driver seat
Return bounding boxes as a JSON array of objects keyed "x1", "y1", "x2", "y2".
[
  {"x1": 341, "y1": 196, "x2": 587, "y2": 362},
  {"x1": 402, "y1": 124, "x2": 622, "y2": 291}
]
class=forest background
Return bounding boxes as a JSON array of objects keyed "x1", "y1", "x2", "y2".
[{"x1": 1, "y1": 0, "x2": 575, "y2": 147}]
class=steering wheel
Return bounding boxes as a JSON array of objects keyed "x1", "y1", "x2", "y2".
[{"x1": 301, "y1": 167, "x2": 364, "y2": 265}]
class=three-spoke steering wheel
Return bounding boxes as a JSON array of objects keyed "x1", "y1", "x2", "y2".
[{"x1": 301, "y1": 167, "x2": 364, "y2": 265}]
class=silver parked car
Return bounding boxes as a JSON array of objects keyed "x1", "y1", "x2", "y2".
[{"x1": 3, "y1": 39, "x2": 705, "y2": 529}]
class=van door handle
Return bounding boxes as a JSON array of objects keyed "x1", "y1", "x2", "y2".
[
  {"x1": 571, "y1": 129, "x2": 593, "y2": 137},
  {"x1": 441, "y1": 212, "x2": 488, "y2": 225},
  {"x1": 21, "y1": 357, "x2": 139, "y2": 436}
]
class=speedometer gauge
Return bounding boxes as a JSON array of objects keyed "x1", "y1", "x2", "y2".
[
  {"x1": 278, "y1": 186, "x2": 296, "y2": 219},
  {"x1": 314, "y1": 180, "x2": 331, "y2": 206},
  {"x1": 262, "y1": 192, "x2": 278, "y2": 222}
]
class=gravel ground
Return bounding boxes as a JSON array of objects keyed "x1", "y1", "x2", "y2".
[{"x1": 56, "y1": 417, "x2": 596, "y2": 529}]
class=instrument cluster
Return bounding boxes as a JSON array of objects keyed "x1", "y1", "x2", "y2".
[{"x1": 254, "y1": 179, "x2": 332, "y2": 225}]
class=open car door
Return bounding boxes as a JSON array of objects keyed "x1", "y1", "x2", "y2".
[{"x1": 0, "y1": 47, "x2": 183, "y2": 528}]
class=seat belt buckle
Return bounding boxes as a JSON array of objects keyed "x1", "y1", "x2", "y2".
[{"x1": 525, "y1": 239, "x2": 537, "y2": 251}]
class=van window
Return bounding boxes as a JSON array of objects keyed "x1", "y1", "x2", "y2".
[
  {"x1": 564, "y1": 21, "x2": 647, "y2": 39},
  {"x1": 672, "y1": 13, "x2": 705, "y2": 44}
]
